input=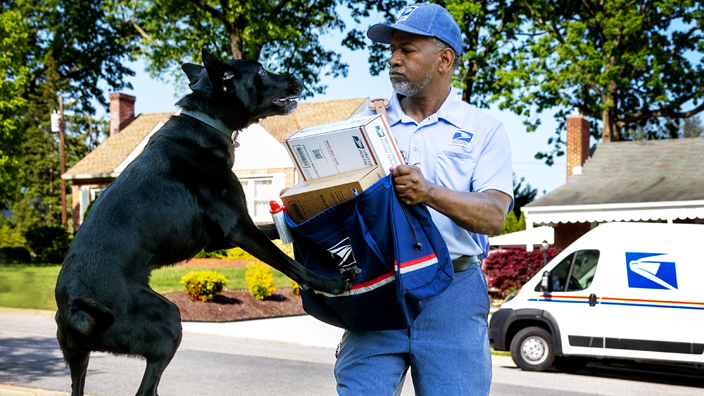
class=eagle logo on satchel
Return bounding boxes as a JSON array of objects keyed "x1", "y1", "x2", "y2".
[{"x1": 328, "y1": 238, "x2": 361, "y2": 274}]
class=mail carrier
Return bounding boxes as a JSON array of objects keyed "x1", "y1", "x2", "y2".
[{"x1": 489, "y1": 222, "x2": 704, "y2": 372}]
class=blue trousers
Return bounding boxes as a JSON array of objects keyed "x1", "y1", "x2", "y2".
[{"x1": 334, "y1": 264, "x2": 491, "y2": 395}]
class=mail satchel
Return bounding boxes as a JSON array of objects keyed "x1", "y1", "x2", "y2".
[{"x1": 285, "y1": 174, "x2": 454, "y2": 331}]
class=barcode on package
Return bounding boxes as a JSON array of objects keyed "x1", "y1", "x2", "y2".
[
  {"x1": 294, "y1": 145, "x2": 310, "y2": 168},
  {"x1": 312, "y1": 149, "x2": 323, "y2": 160}
]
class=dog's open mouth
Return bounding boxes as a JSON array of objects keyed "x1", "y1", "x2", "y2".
[{"x1": 274, "y1": 96, "x2": 299, "y2": 106}]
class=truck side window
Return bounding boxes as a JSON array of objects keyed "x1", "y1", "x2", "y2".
[
  {"x1": 549, "y1": 253, "x2": 575, "y2": 292},
  {"x1": 566, "y1": 250, "x2": 600, "y2": 291}
]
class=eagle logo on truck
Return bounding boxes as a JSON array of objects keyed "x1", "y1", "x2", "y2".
[{"x1": 626, "y1": 252, "x2": 678, "y2": 290}]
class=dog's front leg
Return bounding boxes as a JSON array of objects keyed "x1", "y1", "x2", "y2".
[{"x1": 256, "y1": 223, "x2": 278, "y2": 240}]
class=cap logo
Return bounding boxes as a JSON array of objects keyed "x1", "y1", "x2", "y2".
[{"x1": 397, "y1": 6, "x2": 419, "y2": 22}]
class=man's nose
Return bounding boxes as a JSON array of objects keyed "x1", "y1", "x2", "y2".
[{"x1": 388, "y1": 50, "x2": 402, "y2": 68}]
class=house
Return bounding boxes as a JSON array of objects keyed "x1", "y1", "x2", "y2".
[
  {"x1": 521, "y1": 113, "x2": 704, "y2": 250},
  {"x1": 62, "y1": 93, "x2": 367, "y2": 231}
]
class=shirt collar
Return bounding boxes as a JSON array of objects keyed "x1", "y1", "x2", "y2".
[{"x1": 386, "y1": 89, "x2": 465, "y2": 129}]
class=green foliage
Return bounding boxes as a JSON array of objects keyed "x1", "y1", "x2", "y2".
[
  {"x1": 512, "y1": 173, "x2": 537, "y2": 218},
  {"x1": 245, "y1": 262, "x2": 276, "y2": 300},
  {"x1": 24, "y1": 225, "x2": 69, "y2": 264},
  {"x1": 495, "y1": 211, "x2": 526, "y2": 236},
  {"x1": 149, "y1": 266, "x2": 292, "y2": 295},
  {"x1": 180, "y1": 270, "x2": 228, "y2": 302},
  {"x1": 291, "y1": 279, "x2": 300, "y2": 297},
  {"x1": 0, "y1": 0, "x2": 135, "y2": 228},
  {"x1": 489, "y1": 0, "x2": 704, "y2": 163},
  {"x1": 0, "y1": 264, "x2": 62, "y2": 310},
  {"x1": 109, "y1": 0, "x2": 406, "y2": 97},
  {"x1": 0, "y1": 246, "x2": 31, "y2": 264}
]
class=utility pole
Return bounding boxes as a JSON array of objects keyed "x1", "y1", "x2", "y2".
[{"x1": 58, "y1": 96, "x2": 67, "y2": 228}]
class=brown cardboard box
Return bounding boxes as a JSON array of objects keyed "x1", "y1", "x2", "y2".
[{"x1": 281, "y1": 166, "x2": 385, "y2": 223}]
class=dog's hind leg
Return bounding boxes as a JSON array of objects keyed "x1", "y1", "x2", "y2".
[
  {"x1": 63, "y1": 348, "x2": 90, "y2": 396},
  {"x1": 136, "y1": 357, "x2": 174, "y2": 396}
]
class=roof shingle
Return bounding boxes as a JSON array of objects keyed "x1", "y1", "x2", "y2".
[
  {"x1": 526, "y1": 137, "x2": 704, "y2": 207},
  {"x1": 64, "y1": 112, "x2": 172, "y2": 177}
]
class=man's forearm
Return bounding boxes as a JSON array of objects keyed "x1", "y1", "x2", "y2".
[{"x1": 424, "y1": 184, "x2": 510, "y2": 235}]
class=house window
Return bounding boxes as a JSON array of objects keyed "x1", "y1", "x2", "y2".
[
  {"x1": 239, "y1": 174, "x2": 285, "y2": 223},
  {"x1": 80, "y1": 186, "x2": 106, "y2": 223}
]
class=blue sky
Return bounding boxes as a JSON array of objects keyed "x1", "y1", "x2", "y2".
[{"x1": 95, "y1": 17, "x2": 571, "y2": 198}]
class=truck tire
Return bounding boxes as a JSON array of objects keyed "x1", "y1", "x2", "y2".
[
  {"x1": 510, "y1": 327, "x2": 555, "y2": 371},
  {"x1": 552, "y1": 356, "x2": 588, "y2": 373}
]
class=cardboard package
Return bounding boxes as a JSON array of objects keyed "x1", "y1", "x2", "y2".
[
  {"x1": 284, "y1": 114, "x2": 404, "y2": 181},
  {"x1": 281, "y1": 166, "x2": 385, "y2": 223}
]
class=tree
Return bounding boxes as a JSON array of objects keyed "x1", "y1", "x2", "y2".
[
  {"x1": 1, "y1": 0, "x2": 130, "y2": 243},
  {"x1": 111, "y1": 0, "x2": 406, "y2": 97},
  {"x1": 493, "y1": 0, "x2": 704, "y2": 164},
  {"x1": 366, "y1": 0, "x2": 528, "y2": 109}
]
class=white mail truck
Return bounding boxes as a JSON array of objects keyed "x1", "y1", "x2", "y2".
[{"x1": 489, "y1": 222, "x2": 704, "y2": 372}]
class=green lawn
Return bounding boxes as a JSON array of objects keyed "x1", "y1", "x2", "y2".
[{"x1": 0, "y1": 263, "x2": 294, "y2": 311}]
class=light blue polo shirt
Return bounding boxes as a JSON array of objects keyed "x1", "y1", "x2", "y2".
[{"x1": 362, "y1": 89, "x2": 514, "y2": 259}]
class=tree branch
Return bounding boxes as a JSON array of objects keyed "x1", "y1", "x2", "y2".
[
  {"x1": 617, "y1": 99, "x2": 704, "y2": 127},
  {"x1": 188, "y1": 0, "x2": 225, "y2": 22},
  {"x1": 128, "y1": 11, "x2": 183, "y2": 64}
]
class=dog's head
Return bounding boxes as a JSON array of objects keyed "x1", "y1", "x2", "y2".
[{"x1": 181, "y1": 49, "x2": 303, "y2": 126}]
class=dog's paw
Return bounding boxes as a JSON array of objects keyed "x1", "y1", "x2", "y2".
[{"x1": 327, "y1": 270, "x2": 355, "y2": 294}]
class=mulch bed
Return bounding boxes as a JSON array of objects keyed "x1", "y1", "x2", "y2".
[
  {"x1": 167, "y1": 259, "x2": 305, "y2": 322},
  {"x1": 165, "y1": 289, "x2": 305, "y2": 322}
]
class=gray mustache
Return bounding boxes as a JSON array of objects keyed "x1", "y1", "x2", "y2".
[{"x1": 389, "y1": 68, "x2": 404, "y2": 75}]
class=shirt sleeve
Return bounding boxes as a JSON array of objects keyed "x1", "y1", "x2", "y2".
[{"x1": 471, "y1": 122, "x2": 514, "y2": 213}]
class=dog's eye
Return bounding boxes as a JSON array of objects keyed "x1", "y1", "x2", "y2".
[
  {"x1": 258, "y1": 69, "x2": 266, "y2": 76},
  {"x1": 223, "y1": 71, "x2": 235, "y2": 80}
]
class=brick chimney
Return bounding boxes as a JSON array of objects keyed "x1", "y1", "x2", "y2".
[
  {"x1": 109, "y1": 93, "x2": 136, "y2": 136},
  {"x1": 566, "y1": 110, "x2": 591, "y2": 181}
]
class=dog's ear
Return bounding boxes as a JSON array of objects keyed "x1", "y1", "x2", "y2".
[
  {"x1": 201, "y1": 49, "x2": 241, "y2": 95},
  {"x1": 182, "y1": 63, "x2": 205, "y2": 85}
]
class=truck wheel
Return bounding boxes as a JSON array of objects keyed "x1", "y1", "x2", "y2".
[
  {"x1": 510, "y1": 327, "x2": 555, "y2": 371},
  {"x1": 552, "y1": 356, "x2": 588, "y2": 373}
]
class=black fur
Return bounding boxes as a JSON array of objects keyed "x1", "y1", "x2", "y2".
[{"x1": 55, "y1": 49, "x2": 354, "y2": 396}]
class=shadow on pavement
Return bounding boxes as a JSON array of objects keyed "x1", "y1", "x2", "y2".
[{"x1": 0, "y1": 336, "x2": 69, "y2": 382}]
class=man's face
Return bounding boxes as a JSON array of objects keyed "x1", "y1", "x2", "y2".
[{"x1": 388, "y1": 31, "x2": 440, "y2": 97}]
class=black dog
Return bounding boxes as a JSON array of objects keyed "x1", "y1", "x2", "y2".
[{"x1": 54, "y1": 49, "x2": 354, "y2": 396}]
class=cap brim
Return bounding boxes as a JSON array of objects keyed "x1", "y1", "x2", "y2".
[{"x1": 367, "y1": 23, "x2": 434, "y2": 44}]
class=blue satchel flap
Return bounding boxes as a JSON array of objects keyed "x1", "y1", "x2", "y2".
[{"x1": 286, "y1": 175, "x2": 453, "y2": 331}]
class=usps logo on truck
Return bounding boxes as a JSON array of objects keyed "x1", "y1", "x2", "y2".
[{"x1": 626, "y1": 252, "x2": 678, "y2": 290}]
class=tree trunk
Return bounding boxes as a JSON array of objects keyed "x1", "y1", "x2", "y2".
[
  {"x1": 229, "y1": 31, "x2": 243, "y2": 60},
  {"x1": 601, "y1": 108, "x2": 619, "y2": 143}
]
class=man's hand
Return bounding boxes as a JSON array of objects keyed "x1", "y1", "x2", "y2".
[{"x1": 390, "y1": 164, "x2": 435, "y2": 206}]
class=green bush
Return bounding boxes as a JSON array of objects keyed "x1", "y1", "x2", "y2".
[
  {"x1": 179, "y1": 270, "x2": 228, "y2": 302},
  {"x1": 245, "y1": 262, "x2": 275, "y2": 300},
  {"x1": 24, "y1": 226, "x2": 69, "y2": 264},
  {"x1": 0, "y1": 246, "x2": 31, "y2": 264},
  {"x1": 290, "y1": 279, "x2": 300, "y2": 297}
]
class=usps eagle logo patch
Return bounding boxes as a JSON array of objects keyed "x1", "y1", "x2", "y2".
[
  {"x1": 449, "y1": 129, "x2": 474, "y2": 148},
  {"x1": 626, "y1": 252, "x2": 678, "y2": 290},
  {"x1": 398, "y1": 6, "x2": 419, "y2": 22}
]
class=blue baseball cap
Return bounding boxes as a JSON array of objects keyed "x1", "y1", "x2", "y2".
[{"x1": 367, "y1": 3, "x2": 463, "y2": 56}]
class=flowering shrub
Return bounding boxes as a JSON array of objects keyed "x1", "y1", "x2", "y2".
[
  {"x1": 290, "y1": 279, "x2": 300, "y2": 297},
  {"x1": 482, "y1": 248, "x2": 562, "y2": 294},
  {"x1": 245, "y1": 262, "x2": 276, "y2": 300},
  {"x1": 180, "y1": 270, "x2": 228, "y2": 302}
]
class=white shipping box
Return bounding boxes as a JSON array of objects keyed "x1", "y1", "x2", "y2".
[{"x1": 284, "y1": 114, "x2": 404, "y2": 181}]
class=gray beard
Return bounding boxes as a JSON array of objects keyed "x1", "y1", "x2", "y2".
[{"x1": 390, "y1": 65, "x2": 434, "y2": 97}]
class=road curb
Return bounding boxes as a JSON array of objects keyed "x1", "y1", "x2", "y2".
[
  {"x1": 0, "y1": 307, "x2": 55, "y2": 319},
  {"x1": 0, "y1": 383, "x2": 76, "y2": 395}
]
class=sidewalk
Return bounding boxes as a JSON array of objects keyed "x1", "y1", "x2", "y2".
[{"x1": 0, "y1": 307, "x2": 499, "y2": 395}]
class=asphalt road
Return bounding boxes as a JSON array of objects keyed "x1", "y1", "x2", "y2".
[{"x1": 1, "y1": 311, "x2": 702, "y2": 395}]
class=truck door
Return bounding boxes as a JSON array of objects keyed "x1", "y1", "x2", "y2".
[{"x1": 542, "y1": 250, "x2": 602, "y2": 355}]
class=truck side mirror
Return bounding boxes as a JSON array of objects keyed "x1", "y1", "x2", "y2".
[{"x1": 540, "y1": 271, "x2": 551, "y2": 292}]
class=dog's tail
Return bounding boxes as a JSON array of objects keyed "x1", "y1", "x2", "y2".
[{"x1": 65, "y1": 297, "x2": 115, "y2": 336}]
